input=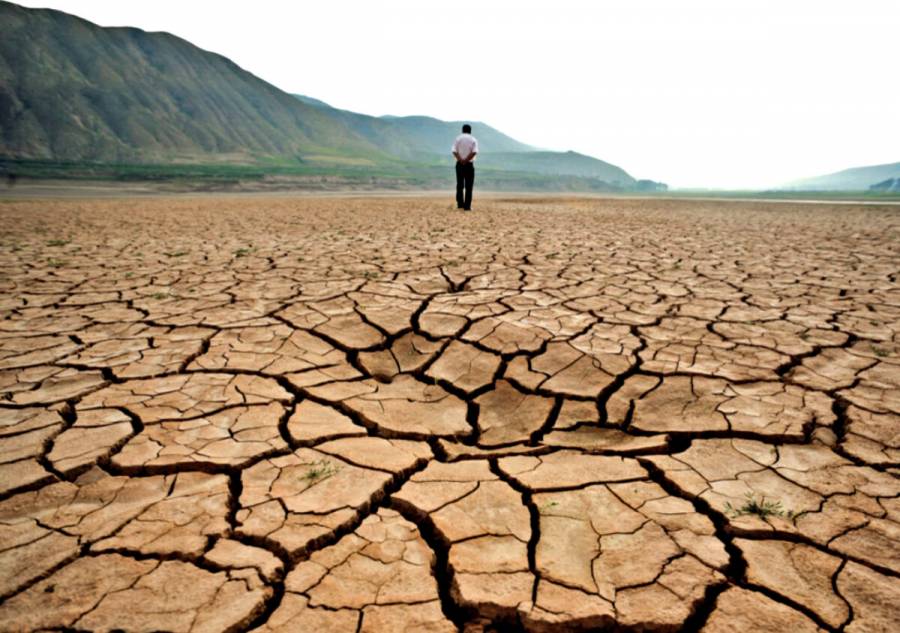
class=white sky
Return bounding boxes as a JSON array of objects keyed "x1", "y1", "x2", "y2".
[{"x1": 15, "y1": 0, "x2": 900, "y2": 188}]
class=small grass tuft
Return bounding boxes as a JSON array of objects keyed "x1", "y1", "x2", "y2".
[
  {"x1": 46, "y1": 258, "x2": 66, "y2": 268},
  {"x1": 234, "y1": 247, "x2": 253, "y2": 258},
  {"x1": 164, "y1": 250, "x2": 188, "y2": 258},
  {"x1": 872, "y1": 346, "x2": 889, "y2": 358},
  {"x1": 151, "y1": 292, "x2": 168, "y2": 300},
  {"x1": 46, "y1": 239, "x2": 70, "y2": 247},
  {"x1": 725, "y1": 492, "x2": 794, "y2": 520},
  {"x1": 302, "y1": 459, "x2": 341, "y2": 484}
]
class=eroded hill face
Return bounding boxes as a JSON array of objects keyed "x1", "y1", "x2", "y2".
[
  {"x1": 0, "y1": 196, "x2": 898, "y2": 632},
  {"x1": 0, "y1": 2, "x2": 633, "y2": 186},
  {"x1": 0, "y1": 1, "x2": 388, "y2": 163}
]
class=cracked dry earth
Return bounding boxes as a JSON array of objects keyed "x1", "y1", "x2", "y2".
[{"x1": 0, "y1": 195, "x2": 898, "y2": 633}]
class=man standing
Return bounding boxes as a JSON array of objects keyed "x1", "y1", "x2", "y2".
[{"x1": 452, "y1": 124, "x2": 478, "y2": 211}]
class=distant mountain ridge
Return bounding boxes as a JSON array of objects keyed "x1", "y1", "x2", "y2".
[
  {"x1": 478, "y1": 151, "x2": 632, "y2": 182},
  {"x1": 870, "y1": 177, "x2": 900, "y2": 193},
  {"x1": 291, "y1": 94, "x2": 536, "y2": 160},
  {"x1": 0, "y1": 1, "x2": 638, "y2": 189},
  {"x1": 291, "y1": 95, "x2": 636, "y2": 185},
  {"x1": 782, "y1": 161, "x2": 900, "y2": 191}
]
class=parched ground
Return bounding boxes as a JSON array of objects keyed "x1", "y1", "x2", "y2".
[{"x1": 0, "y1": 195, "x2": 898, "y2": 632}]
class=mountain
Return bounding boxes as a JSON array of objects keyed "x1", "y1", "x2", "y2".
[
  {"x1": 0, "y1": 1, "x2": 391, "y2": 164},
  {"x1": 870, "y1": 178, "x2": 900, "y2": 193},
  {"x1": 478, "y1": 151, "x2": 632, "y2": 185},
  {"x1": 782, "y1": 161, "x2": 900, "y2": 191},
  {"x1": 293, "y1": 94, "x2": 335, "y2": 110},
  {"x1": 0, "y1": 1, "x2": 637, "y2": 189},
  {"x1": 292, "y1": 94, "x2": 535, "y2": 162},
  {"x1": 292, "y1": 96, "x2": 632, "y2": 185}
]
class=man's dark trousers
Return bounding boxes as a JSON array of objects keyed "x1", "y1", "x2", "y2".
[{"x1": 456, "y1": 161, "x2": 474, "y2": 210}]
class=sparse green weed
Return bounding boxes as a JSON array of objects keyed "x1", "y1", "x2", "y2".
[
  {"x1": 46, "y1": 258, "x2": 65, "y2": 268},
  {"x1": 872, "y1": 346, "x2": 889, "y2": 358},
  {"x1": 725, "y1": 493, "x2": 794, "y2": 520},
  {"x1": 302, "y1": 459, "x2": 341, "y2": 484},
  {"x1": 46, "y1": 239, "x2": 70, "y2": 247}
]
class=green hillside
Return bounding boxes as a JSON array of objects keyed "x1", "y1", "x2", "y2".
[{"x1": 0, "y1": 1, "x2": 638, "y2": 189}]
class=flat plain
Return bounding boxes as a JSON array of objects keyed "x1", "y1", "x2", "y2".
[{"x1": 0, "y1": 195, "x2": 898, "y2": 632}]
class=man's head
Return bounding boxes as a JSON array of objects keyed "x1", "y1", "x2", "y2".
[{"x1": 462, "y1": 124, "x2": 472, "y2": 134}]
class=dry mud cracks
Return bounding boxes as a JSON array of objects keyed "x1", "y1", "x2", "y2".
[{"x1": 0, "y1": 195, "x2": 898, "y2": 632}]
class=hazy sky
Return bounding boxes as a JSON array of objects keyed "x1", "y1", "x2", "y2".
[{"x1": 15, "y1": 0, "x2": 900, "y2": 188}]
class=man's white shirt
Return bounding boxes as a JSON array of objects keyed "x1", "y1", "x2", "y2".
[{"x1": 452, "y1": 133, "x2": 479, "y2": 161}]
